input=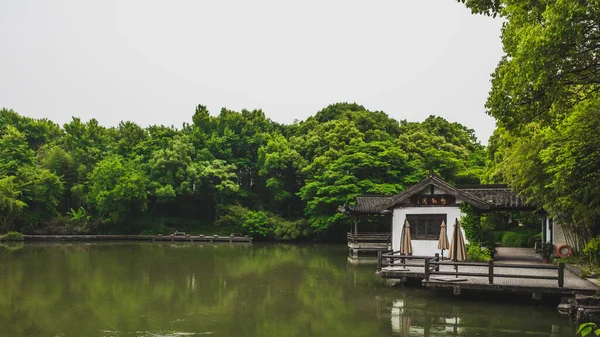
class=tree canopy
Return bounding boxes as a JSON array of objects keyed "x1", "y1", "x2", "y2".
[
  {"x1": 0, "y1": 104, "x2": 485, "y2": 240},
  {"x1": 459, "y1": 0, "x2": 600, "y2": 245}
]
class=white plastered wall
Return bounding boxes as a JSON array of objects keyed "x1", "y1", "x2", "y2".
[{"x1": 392, "y1": 206, "x2": 467, "y2": 257}]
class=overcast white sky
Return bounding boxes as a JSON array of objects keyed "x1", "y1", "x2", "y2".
[{"x1": 0, "y1": 0, "x2": 503, "y2": 144}]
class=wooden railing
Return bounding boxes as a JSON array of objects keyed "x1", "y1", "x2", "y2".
[
  {"x1": 377, "y1": 252, "x2": 566, "y2": 288},
  {"x1": 377, "y1": 251, "x2": 439, "y2": 272},
  {"x1": 347, "y1": 232, "x2": 391, "y2": 245},
  {"x1": 424, "y1": 259, "x2": 565, "y2": 288}
]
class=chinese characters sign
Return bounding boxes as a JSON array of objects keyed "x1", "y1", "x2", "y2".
[{"x1": 410, "y1": 195, "x2": 456, "y2": 206}]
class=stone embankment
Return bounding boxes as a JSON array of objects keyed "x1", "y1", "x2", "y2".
[
  {"x1": 559, "y1": 295, "x2": 600, "y2": 324},
  {"x1": 14, "y1": 234, "x2": 252, "y2": 243}
]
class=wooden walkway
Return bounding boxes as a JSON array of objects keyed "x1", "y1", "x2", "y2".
[
  {"x1": 377, "y1": 248, "x2": 598, "y2": 297},
  {"x1": 20, "y1": 234, "x2": 252, "y2": 243}
]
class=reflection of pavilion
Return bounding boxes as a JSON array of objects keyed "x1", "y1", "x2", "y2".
[
  {"x1": 390, "y1": 300, "x2": 462, "y2": 336},
  {"x1": 382, "y1": 296, "x2": 570, "y2": 337}
]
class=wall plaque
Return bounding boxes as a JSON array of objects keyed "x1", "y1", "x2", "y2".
[{"x1": 410, "y1": 194, "x2": 455, "y2": 206}]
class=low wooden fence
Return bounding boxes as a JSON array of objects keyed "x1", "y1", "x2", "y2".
[
  {"x1": 377, "y1": 251, "x2": 439, "y2": 272},
  {"x1": 347, "y1": 232, "x2": 391, "y2": 245},
  {"x1": 377, "y1": 251, "x2": 566, "y2": 288},
  {"x1": 425, "y1": 259, "x2": 565, "y2": 288}
]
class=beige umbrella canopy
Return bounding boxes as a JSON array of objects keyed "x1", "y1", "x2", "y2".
[
  {"x1": 438, "y1": 220, "x2": 450, "y2": 259},
  {"x1": 449, "y1": 218, "x2": 466, "y2": 262},
  {"x1": 400, "y1": 219, "x2": 413, "y2": 256}
]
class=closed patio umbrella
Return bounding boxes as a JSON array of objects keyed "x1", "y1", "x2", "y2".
[
  {"x1": 449, "y1": 218, "x2": 466, "y2": 262},
  {"x1": 438, "y1": 220, "x2": 450, "y2": 259},
  {"x1": 400, "y1": 219, "x2": 412, "y2": 256}
]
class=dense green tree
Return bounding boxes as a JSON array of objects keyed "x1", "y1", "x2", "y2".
[
  {"x1": 0, "y1": 125, "x2": 35, "y2": 176},
  {"x1": 37, "y1": 145, "x2": 77, "y2": 211},
  {"x1": 86, "y1": 155, "x2": 148, "y2": 228},
  {"x1": 299, "y1": 140, "x2": 414, "y2": 231},
  {"x1": 457, "y1": 0, "x2": 600, "y2": 132},
  {"x1": 187, "y1": 159, "x2": 240, "y2": 222},
  {"x1": 19, "y1": 168, "x2": 64, "y2": 225},
  {"x1": 0, "y1": 176, "x2": 27, "y2": 233},
  {"x1": 148, "y1": 135, "x2": 195, "y2": 195},
  {"x1": 114, "y1": 121, "x2": 148, "y2": 158},
  {"x1": 0, "y1": 108, "x2": 62, "y2": 150},
  {"x1": 0, "y1": 104, "x2": 487, "y2": 239},
  {"x1": 459, "y1": 0, "x2": 600, "y2": 246},
  {"x1": 258, "y1": 133, "x2": 306, "y2": 217}
]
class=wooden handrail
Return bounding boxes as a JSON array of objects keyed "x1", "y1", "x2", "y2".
[
  {"x1": 347, "y1": 232, "x2": 391, "y2": 244},
  {"x1": 381, "y1": 254, "x2": 433, "y2": 260},
  {"x1": 378, "y1": 253, "x2": 439, "y2": 273},
  {"x1": 427, "y1": 260, "x2": 565, "y2": 288}
]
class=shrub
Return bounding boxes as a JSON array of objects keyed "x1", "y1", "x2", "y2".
[
  {"x1": 273, "y1": 219, "x2": 312, "y2": 241},
  {"x1": 501, "y1": 231, "x2": 528, "y2": 247},
  {"x1": 583, "y1": 236, "x2": 600, "y2": 263},
  {"x1": 216, "y1": 204, "x2": 311, "y2": 240},
  {"x1": 1, "y1": 231, "x2": 24, "y2": 242},
  {"x1": 466, "y1": 244, "x2": 491, "y2": 262}
]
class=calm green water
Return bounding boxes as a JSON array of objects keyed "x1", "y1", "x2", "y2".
[{"x1": 0, "y1": 243, "x2": 575, "y2": 337}]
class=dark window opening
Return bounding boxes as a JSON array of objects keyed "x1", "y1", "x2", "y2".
[{"x1": 406, "y1": 214, "x2": 447, "y2": 240}]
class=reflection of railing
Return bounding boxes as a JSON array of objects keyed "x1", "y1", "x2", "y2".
[
  {"x1": 347, "y1": 232, "x2": 391, "y2": 245},
  {"x1": 377, "y1": 251, "x2": 439, "y2": 272},
  {"x1": 425, "y1": 260, "x2": 565, "y2": 288}
]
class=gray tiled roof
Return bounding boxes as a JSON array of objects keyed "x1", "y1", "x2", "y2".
[
  {"x1": 378, "y1": 175, "x2": 490, "y2": 210},
  {"x1": 458, "y1": 187, "x2": 531, "y2": 209},
  {"x1": 346, "y1": 196, "x2": 392, "y2": 214},
  {"x1": 342, "y1": 177, "x2": 536, "y2": 215}
]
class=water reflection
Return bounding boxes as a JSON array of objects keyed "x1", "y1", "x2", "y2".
[
  {"x1": 385, "y1": 293, "x2": 570, "y2": 336},
  {"x1": 0, "y1": 243, "x2": 575, "y2": 337}
]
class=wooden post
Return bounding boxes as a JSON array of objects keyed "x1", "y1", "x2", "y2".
[
  {"x1": 377, "y1": 251, "x2": 382, "y2": 272},
  {"x1": 488, "y1": 259, "x2": 494, "y2": 284},
  {"x1": 434, "y1": 253, "x2": 440, "y2": 272},
  {"x1": 558, "y1": 262, "x2": 565, "y2": 288},
  {"x1": 425, "y1": 258, "x2": 430, "y2": 280}
]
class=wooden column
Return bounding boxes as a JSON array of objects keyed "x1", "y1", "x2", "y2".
[{"x1": 558, "y1": 262, "x2": 565, "y2": 288}]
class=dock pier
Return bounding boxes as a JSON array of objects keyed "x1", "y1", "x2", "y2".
[{"x1": 377, "y1": 249, "x2": 598, "y2": 298}]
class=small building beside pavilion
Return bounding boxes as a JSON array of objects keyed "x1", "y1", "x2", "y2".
[{"x1": 341, "y1": 174, "x2": 564, "y2": 257}]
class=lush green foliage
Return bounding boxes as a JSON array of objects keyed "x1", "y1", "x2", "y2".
[
  {"x1": 459, "y1": 0, "x2": 600, "y2": 249},
  {"x1": 0, "y1": 104, "x2": 485, "y2": 239},
  {"x1": 501, "y1": 232, "x2": 526, "y2": 248},
  {"x1": 466, "y1": 243, "x2": 491, "y2": 262},
  {"x1": 583, "y1": 236, "x2": 600, "y2": 263},
  {"x1": 460, "y1": 203, "x2": 482, "y2": 244},
  {"x1": 1, "y1": 231, "x2": 24, "y2": 242},
  {"x1": 578, "y1": 322, "x2": 600, "y2": 337}
]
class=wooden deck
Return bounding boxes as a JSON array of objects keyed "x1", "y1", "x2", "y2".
[
  {"x1": 377, "y1": 248, "x2": 599, "y2": 297},
  {"x1": 20, "y1": 234, "x2": 252, "y2": 243}
]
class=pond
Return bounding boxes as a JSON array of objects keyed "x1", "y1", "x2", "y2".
[{"x1": 0, "y1": 242, "x2": 575, "y2": 336}]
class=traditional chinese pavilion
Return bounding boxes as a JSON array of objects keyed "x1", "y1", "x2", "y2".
[{"x1": 341, "y1": 173, "x2": 564, "y2": 257}]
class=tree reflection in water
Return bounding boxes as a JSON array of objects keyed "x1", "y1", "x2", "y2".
[{"x1": 0, "y1": 243, "x2": 575, "y2": 337}]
